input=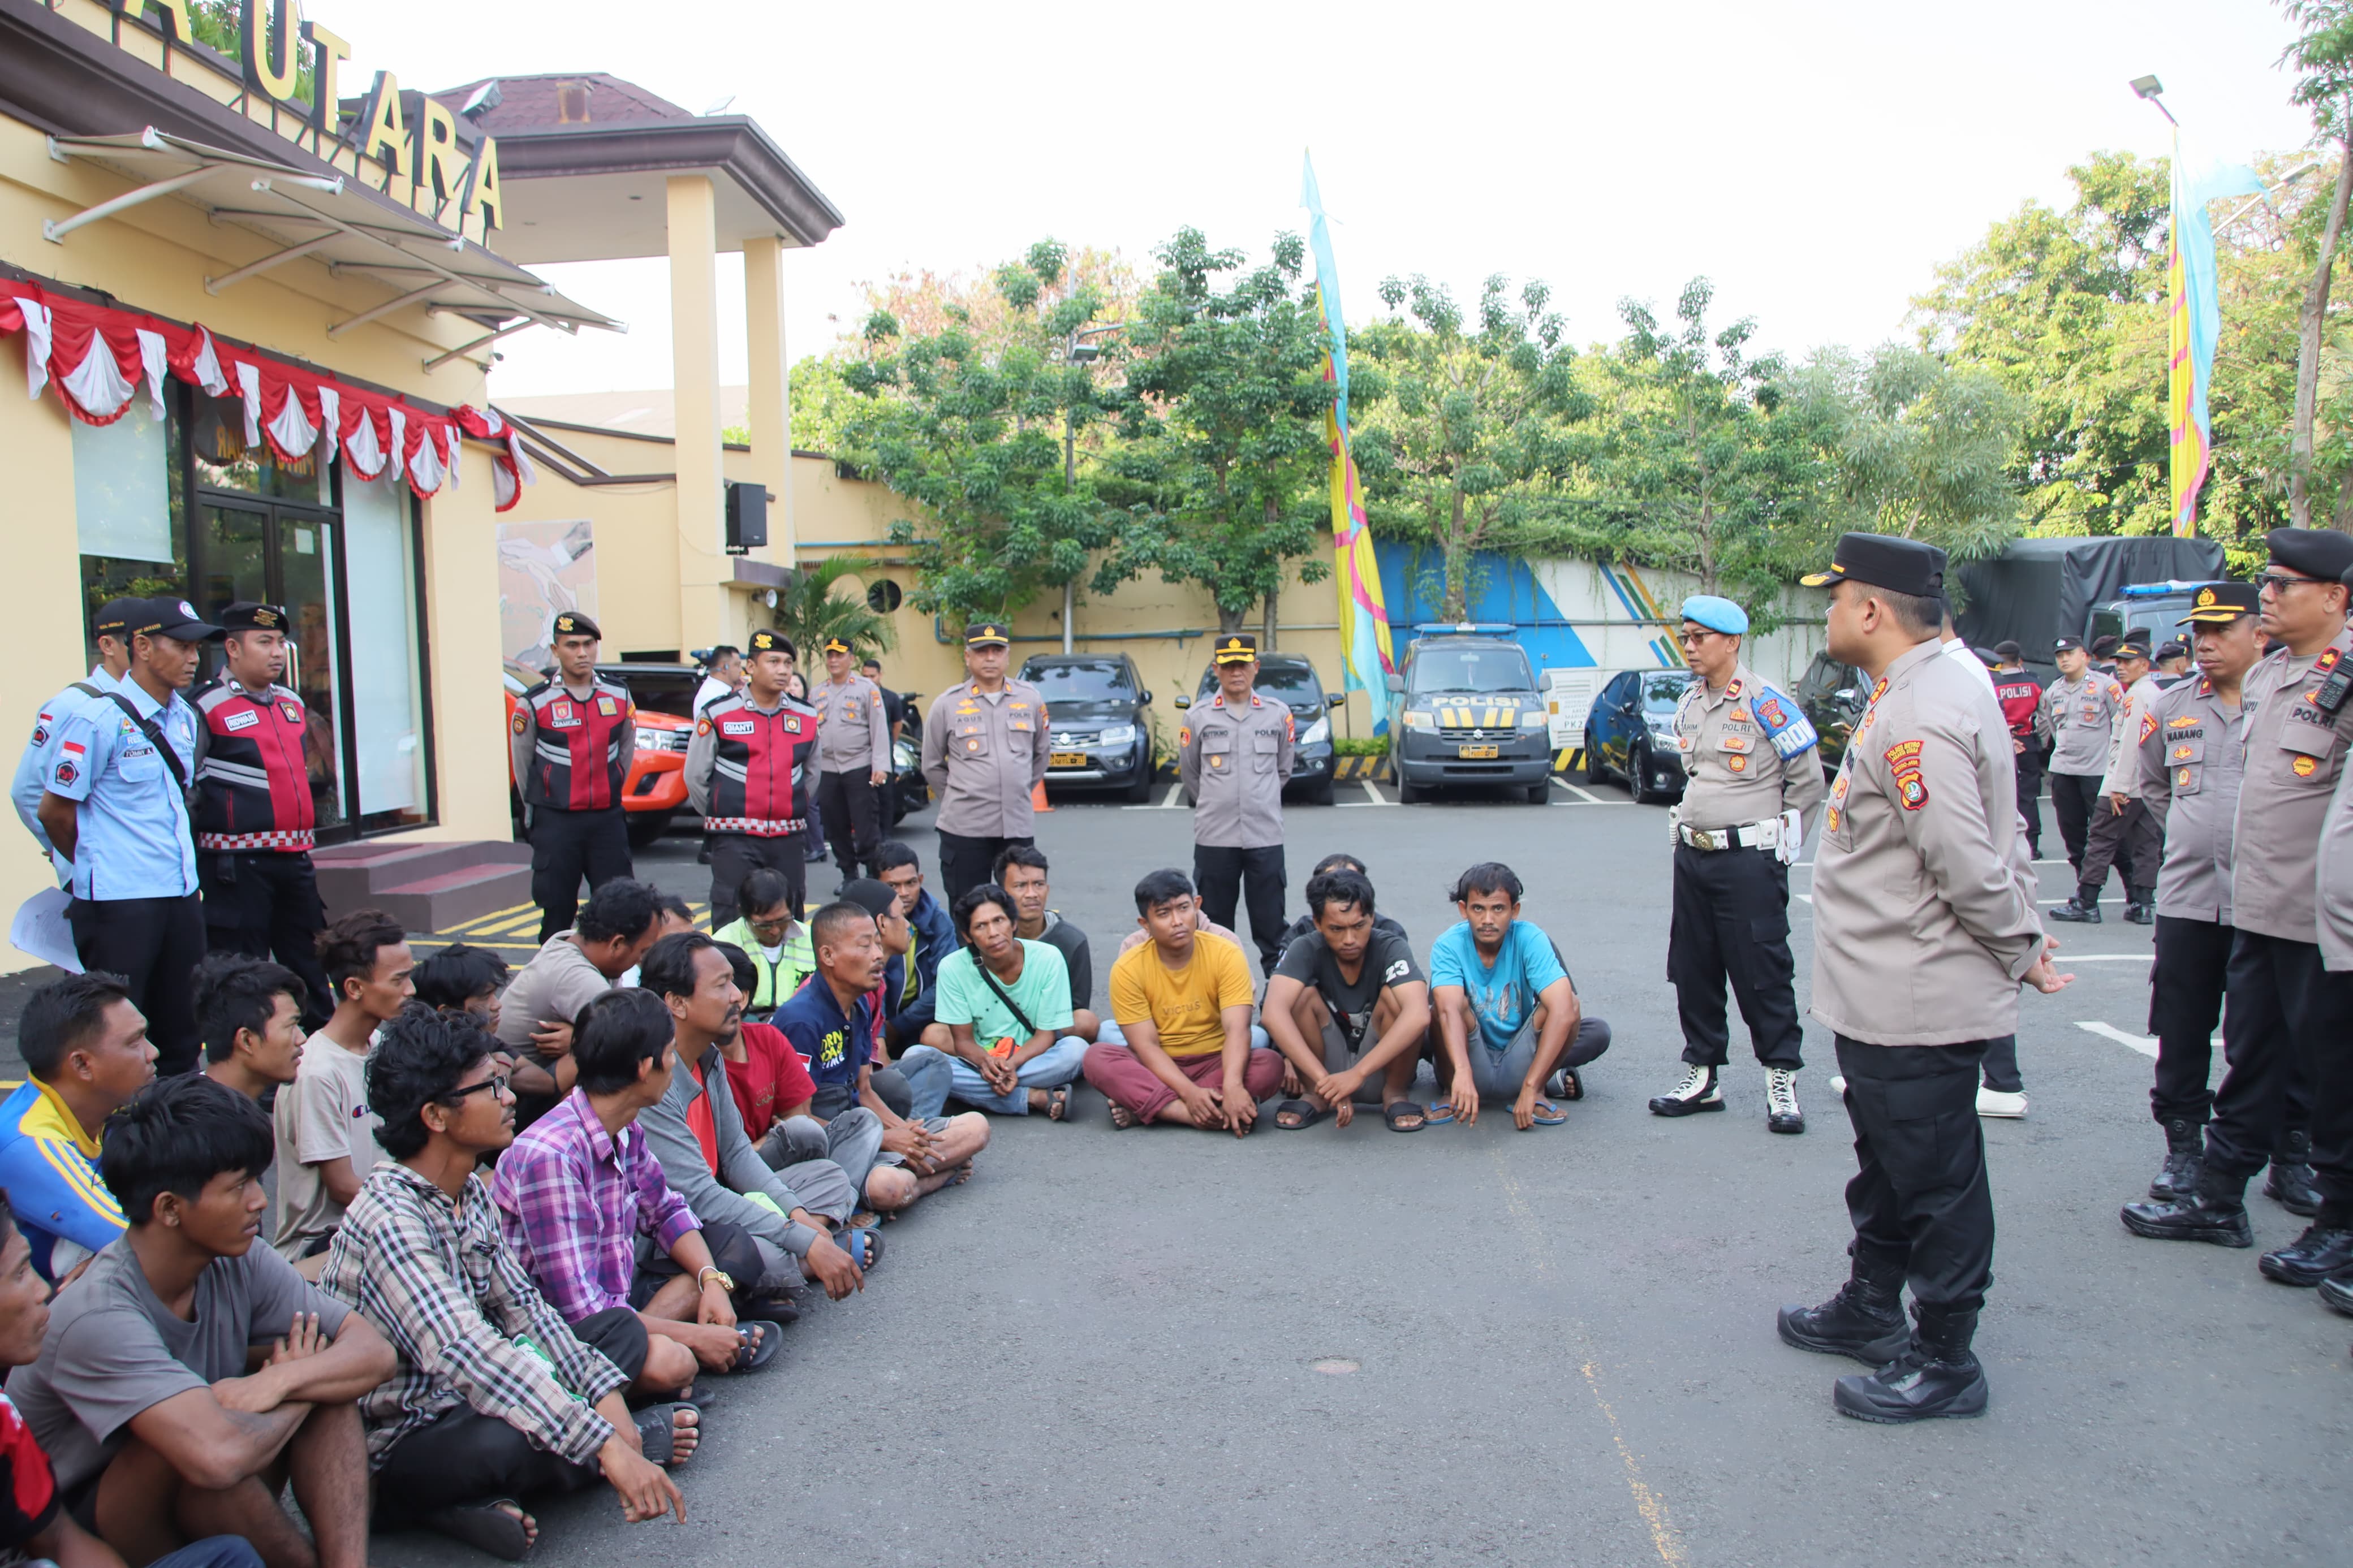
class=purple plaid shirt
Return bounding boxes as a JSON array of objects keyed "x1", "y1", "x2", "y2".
[{"x1": 489, "y1": 1087, "x2": 700, "y2": 1323}]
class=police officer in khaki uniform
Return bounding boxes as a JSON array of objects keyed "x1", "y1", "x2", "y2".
[
  {"x1": 921, "y1": 622, "x2": 1053, "y2": 903},
  {"x1": 1649, "y1": 595, "x2": 1824, "y2": 1133},
  {"x1": 1180, "y1": 634, "x2": 1295, "y2": 971},
  {"x1": 810, "y1": 635, "x2": 891, "y2": 887},
  {"x1": 2040, "y1": 637, "x2": 2128, "y2": 885},
  {"x1": 2124, "y1": 528, "x2": 2353, "y2": 1298},
  {"x1": 1774, "y1": 534, "x2": 2069, "y2": 1424},
  {"x1": 2320, "y1": 559, "x2": 2353, "y2": 1323},
  {"x1": 2052, "y1": 640, "x2": 2162, "y2": 924}
]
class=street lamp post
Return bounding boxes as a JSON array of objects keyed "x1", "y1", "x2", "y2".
[{"x1": 1058, "y1": 321, "x2": 1127, "y2": 653}]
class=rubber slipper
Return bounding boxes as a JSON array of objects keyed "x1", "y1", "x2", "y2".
[
  {"x1": 836, "y1": 1224, "x2": 884, "y2": 1271},
  {"x1": 1528, "y1": 1099, "x2": 1568, "y2": 1127},
  {"x1": 730, "y1": 1323, "x2": 780, "y2": 1372},
  {"x1": 634, "y1": 1403, "x2": 695, "y2": 1466},
  {"x1": 1273, "y1": 1098, "x2": 1324, "y2": 1130},
  {"x1": 1425, "y1": 1102, "x2": 1458, "y2": 1125},
  {"x1": 420, "y1": 1499, "x2": 533, "y2": 1561},
  {"x1": 1046, "y1": 1083, "x2": 1072, "y2": 1121},
  {"x1": 740, "y1": 1293, "x2": 800, "y2": 1325},
  {"x1": 1552, "y1": 1068, "x2": 1584, "y2": 1102},
  {"x1": 1382, "y1": 1100, "x2": 1428, "y2": 1133}
]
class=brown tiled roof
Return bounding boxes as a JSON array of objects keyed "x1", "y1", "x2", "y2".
[{"x1": 429, "y1": 73, "x2": 693, "y2": 132}]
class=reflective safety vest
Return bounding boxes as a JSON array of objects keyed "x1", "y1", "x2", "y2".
[
  {"x1": 192, "y1": 680, "x2": 314, "y2": 850},
  {"x1": 519, "y1": 679, "x2": 632, "y2": 811},
  {"x1": 700, "y1": 695, "x2": 816, "y2": 835}
]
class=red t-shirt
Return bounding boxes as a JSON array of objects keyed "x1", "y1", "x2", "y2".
[
  {"x1": 0, "y1": 1392, "x2": 59, "y2": 1554},
  {"x1": 728, "y1": 1020, "x2": 819, "y2": 1141}
]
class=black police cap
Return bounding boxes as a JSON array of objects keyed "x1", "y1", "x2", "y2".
[
  {"x1": 2179, "y1": 581, "x2": 2260, "y2": 624},
  {"x1": 748, "y1": 628, "x2": 795, "y2": 658},
  {"x1": 963, "y1": 622, "x2": 1011, "y2": 648},
  {"x1": 91, "y1": 596, "x2": 148, "y2": 638},
  {"x1": 1212, "y1": 633, "x2": 1260, "y2": 665},
  {"x1": 551, "y1": 610, "x2": 601, "y2": 640},
  {"x1": 217, "y1": 601, "x2": 290, "y2": 634},
  {"x1": 2264, "y1": 526, "x2": 2353, "y2": 584},
  {"x1": 133, "y1": 597, "x2": 225, "y2": 642},
  {"x1": 1799, "y1": 532, "x2": 1945, "y2": 598}
]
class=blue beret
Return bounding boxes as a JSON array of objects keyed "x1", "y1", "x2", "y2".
[{"x1": 1679, "y1": 595, "x2": 1748, "y2": 636}]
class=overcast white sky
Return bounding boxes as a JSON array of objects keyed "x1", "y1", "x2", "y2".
[{"x1": 315, "y1": 0, "x2": 2317, "y2": 396}]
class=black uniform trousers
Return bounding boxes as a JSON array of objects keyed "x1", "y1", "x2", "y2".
[
  {"x1": 199, "y1": 850, "x2": 334, "y2": 1025},
  {"x1": 530, "y1": 805, "x2": 633, "y2": 944},
  {"x1": 68, "y1": 893, "x2": 206, "y2": 1077},
  {"x1": 818, "y1": 769, "x2": 884, "y2": 880},
  {"x1": 1837, "y1": 1036, "x2": 1995, "y2": 1315},
  {"x1": 709, "y1": 831, "x2": 808, "y2": 930},
  {"x1": 1194, "y1": 844, "x2": 1286, "y2": 971},
  {"x1": 1979, "y1": 1035, "x2": 2023, "y2": 1094},
  {"x1": 938, "y1": 832, "x2": 1032, "y2": 906},
  {"x1": 369, "y1": 1303, "x2": 648, "y2": 1529},
  {"x1": 2075, "y1": 797, "x2": 2156, "y2": 902},
  {"x1": 2144, "y1": 914, "x2": 2313, "y2": 1133},
  {"x1": 2048, "y1": 772, "x2": 2105, "y2": 875},
  {"x1": 2205, "y1": 930, "x2": 2353, "y2": 1201},
  {"x1": 1668, "y1": 844, "x2": 1804, "y2": 1070},
  {"x1": 2012, "y1": 748, "x2": 2045, "y2": 857}
]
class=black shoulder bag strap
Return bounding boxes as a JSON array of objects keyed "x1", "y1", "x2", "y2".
[
  {"x1": 97, "y1": 692, "x2": 196, "y2": 807},
  {"x1": 973, "y1": 956, "x2": 1040, "y2": 1041}
]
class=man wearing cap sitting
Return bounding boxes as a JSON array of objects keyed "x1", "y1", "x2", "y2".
[
  {"x1": 512, "y1": 612, "x2": 637, "y2": 944},
  {"x1": 1181, "y1": 634, "x2": 1295, "y2": 972},
  {"x1": 810, "y1": 636, "x2": 890, "y2": 889},
  {"x1": 687, "y1": 629, "x2": 822, "y2": 929},
  {"x1": 36, "y1": 598, "x2": 222, "y2": 1076},
  {"x1": 191, "y1": 602, "x2": 334, "y2": 1025},
  {"x1": 2039, "y1": 636, "x2": 2128, "y2": 890},
  {"x1": 2054, "y1": 640, "x2": 2161, "y2": 925},
  {"x1": 921, "y1": 623, "x2": 1052, "y2": 904},
  {"x1": 1989, "y1": 642, "x2": 2050, "y2": 860},
  {"x1": 1650, "y1": 595, "x2": 1825, "y2": 1134},
  {"x1": 12, "y1": 595, "x2": 143, "y2": 889}
]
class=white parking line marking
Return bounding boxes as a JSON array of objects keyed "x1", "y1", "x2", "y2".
[
  {"x1": 1557, "y1": 780, "x2": 1604, "y2": 804},
  {"x1": 2047, "y1": 954, "x2": 2151, "y2": 962},
  {"x1": 2076, "y1": 1021, "x2": 2157, "y2": 1059},
  {"x1": 1160, "y1": 782, "x2": 1184, "y2": 807},
  {"x1": 1360, "y1": 780, "x2": 1385, "y2": 806}
]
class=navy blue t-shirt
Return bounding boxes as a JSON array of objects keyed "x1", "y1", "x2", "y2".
[{"x1": 772, "y1": 977, "x2": 876, "y2": 1088}]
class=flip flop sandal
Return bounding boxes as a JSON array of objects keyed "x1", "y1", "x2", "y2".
[
  {"x1": 1552, "y1": 1068, "x2": 1584, "y2": 1102},
  {"x1": 836, "y1": 1225, "x2": 885, "y2": 1271},
  {"x1": 634, "y1": 1403, "x2": 695, "y2": 1466},
  {"x1": 1047, "y1": 1084, "x2": 1072, "y2": 1121},
  {"x1": 1528, "y1": 1099, "x2": 1568, "y2": 1127},
  {"x1": 1383, "y1": 1101, "x2": 1429, "y2": 1133},
  {"x1": 420, "y1": 1499, "x2": 533, "y2": 1561},
  {"x1": 740, "y1": 1293, "x2": 801, "y2": 1325},
  {"x1": 1274, "y1": 1098, "x2": 1325, "y2": 1130},
  {"x1": 729, "y1": 1323, "x2": 780, "y2": 1372},
  {"x1": 1106, "y1": 1102, "x2": 1137, "y2": 1130},
  {"x1": 1424, "y1": 1102, "x2": 1458, "y2": 1125}
]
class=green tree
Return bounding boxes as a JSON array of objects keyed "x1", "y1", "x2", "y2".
[
  {"x1": 1091, "y1": 228, "x2": 1333, "y2": 637},
  {"x1": 1351, "y1": 273, "x2": 1588, "y2": 620},
  {"x1": 764, "y1": 554, "x2": 895, "y2": 657},
  {"x1": 2278, "y1": 0, "x2": 2353, "y2": 529}
]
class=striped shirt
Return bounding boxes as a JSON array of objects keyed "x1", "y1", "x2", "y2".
[
  {"x1": 0, "y1": 1080, "x2": 124, "y2": 1282},
  {"x1": 489, "y1": 1088, "x2": 700, "y2": 1324}
]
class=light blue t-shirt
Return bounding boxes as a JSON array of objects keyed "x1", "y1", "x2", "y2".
[
  {"x1": 42, "y1": 677, "x2": 200, "y2": 902},
  {"x1": 1428, "y1": 919, "x2": 1569, "y2": 1053}
]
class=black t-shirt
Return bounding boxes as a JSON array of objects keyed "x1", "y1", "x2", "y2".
[
  {"x1": 1274, "y1": 910, "x2": 1408, "y2": 967},
  {"x1": 1274, "y1": 927, "x2": 1425, "y2": 1046},
  {"x1": 1037, "y1": 913, "x2": 1093, "y2": 1012}
]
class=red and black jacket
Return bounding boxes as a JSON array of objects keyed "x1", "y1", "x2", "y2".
[
  {"x1": 692, "y1": 694, "x2": 816, "y2": 835},
  {"x1": 1992, "y1": 675, "x2": 2044, "y2": 742},
  {"x1": 516, "y1": 678, "x2": 634, "y2": 812},
  {"x1": 192, "y1": 679, "x2": 315, "y2": 850}
]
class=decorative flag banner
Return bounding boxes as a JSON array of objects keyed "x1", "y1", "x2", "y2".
[
  {"x1": 1301, "y1": 153, "x2": 1395, "y2": 703},
  {"x1": 2167, "y1": 135, "x2": 2264, "y2": 537},
  {"x1": 0, "y1": 279, "x2": 533, "y2": 509}
]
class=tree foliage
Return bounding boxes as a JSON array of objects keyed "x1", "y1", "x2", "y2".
[{"x1": 764, "y1": 555, "x2": 896, "y2": 658}]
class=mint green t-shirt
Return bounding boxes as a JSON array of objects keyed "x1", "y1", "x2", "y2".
[{"x1": 934, "y1": 940, "x2": 1074, "y2": 1047}]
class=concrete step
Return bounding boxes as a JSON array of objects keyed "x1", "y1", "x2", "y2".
[
  {"x1": 364, "y1": 861, "x2": 537, "y2": 935},
  {"x1": 312, "y1": 839, "x2": 529, "y2": 914}
]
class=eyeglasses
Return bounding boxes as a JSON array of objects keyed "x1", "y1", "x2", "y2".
[
  {"x1": 745, "y1": 915, "x2": 794, "y2": 935},
  {"x1": 439, "y1": 1073, "x2": 510, "y2": 1104},
  {"x1": 2252, "y1": 571, "x2": 2323, "y2": 595}
]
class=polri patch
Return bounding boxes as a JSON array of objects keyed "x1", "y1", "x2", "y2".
[{"x1": 1884, "y1": 738, "x2": 1928, "y2": 810}]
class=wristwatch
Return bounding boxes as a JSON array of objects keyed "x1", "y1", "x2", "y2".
[{"x1": 696, "y1": 1265, "x2": 735, "y2": 1293}]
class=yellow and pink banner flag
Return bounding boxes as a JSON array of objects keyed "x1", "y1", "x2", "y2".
[{"x1": 2167, "y1": 134, "x2": 2263, "y2": 537}]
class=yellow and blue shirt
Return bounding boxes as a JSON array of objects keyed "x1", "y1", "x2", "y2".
[{"x1": 0, "y1": 1079, "x2": 124, "y2": 1281}]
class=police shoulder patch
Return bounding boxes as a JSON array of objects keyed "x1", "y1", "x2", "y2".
[
  {"x1": 1883, "y1": 738, "x2": 1929, "y2": 810},
  {"x1": 1750, "y1": 685, "x2": 1818, "y2": 758},
  {"x1": 2139, "y1": 711, "x2": 2158, "y2": 742},
  {"x1": 511, "y1": 710, "x2": 528, "y2": 735}
]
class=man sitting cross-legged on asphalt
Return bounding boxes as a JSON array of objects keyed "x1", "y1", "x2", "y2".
[
  {"x1": 491, "y1": 989, "x2": 778, "y2": 1398},
  {"x1": 1262, "y1": 869, "x2": 1434, "y2": 1133},
  {"x1": 710, "y1": 868, "x2": 814, "y2": 1017},
  {"x1": 635, "y1": 931, "x2": 876, "y2": 1290},
  {"x1": 900, "y1": 883, "x2": 1087, "y2": 1121},
  {"x1": 194, "y1": 954, "x2": 305, "y2": 1104},
  {"x1": 1428, "y1": 862, "x2": 1613, "y2": 1129},
  {"x1": 994, "y1": 844, "x2": 1105, "y2": 1042},
  {"x1": 770, "y1": 902, "x2": 991, "y2": 1215},
  {"x1": 1272, "y1": 852, "x2": 1410, "y2": 968},
  {"x1": 0, "y1": 973, "x2": 156, "y2": 1284},
  {"x1": 325, "y1": 1007, "x2": 692, "y2": 1558},
  {"x1": 1083, "y1": 869, "x2": 1283, "y2": 1134},
  {"x1": 497, "y1": 878, "x2": 667, "y2": 1130},
  {"x1": 6, "y1": 1075, "x2": 395, "y2": 1568}
]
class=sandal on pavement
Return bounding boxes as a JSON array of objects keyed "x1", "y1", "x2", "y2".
[
  {"x1": 420, "y1": 1499, "x2": 534, "y2": 1561},
  {"x1": 1527, "y1": 1099, "x2": 1568, "y2": 1127},
  {"x1": 729, "y1": 1323, "x2": 779, "y2": 1372},
  {"x1": 634, "y1": 1403, "x2": 696, "y2": 1467},
  {"x1": 1274, "y1": 1099, "x2": 1324, "y2": 1130},
  {"x1": 1383, "y1": 1102, "x2": 1429, "y2": 1133}
]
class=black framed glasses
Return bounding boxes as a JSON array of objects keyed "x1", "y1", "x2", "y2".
[
  {"x1": 2252, "y1": 571, "x2": 2321, "y2": 594},
  {"x1": 439, "y1": 1073, "x2": 510, "y2": 1104}
]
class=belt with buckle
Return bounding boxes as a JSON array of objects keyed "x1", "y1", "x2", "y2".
[{"x1": 1678, "y1": 819, "x2": 1775, "y2": 852}]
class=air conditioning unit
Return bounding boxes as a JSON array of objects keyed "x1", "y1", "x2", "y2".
[{"x1": 725, "y1": 480, "x2": 767, "y2": 553}]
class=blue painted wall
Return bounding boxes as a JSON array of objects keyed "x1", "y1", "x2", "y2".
[{"x1": 1373, "y1": 540, "x2": 1597, "y2": 670}]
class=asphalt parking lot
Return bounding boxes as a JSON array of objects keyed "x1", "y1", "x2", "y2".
[{"x1": 34, "y1": 773, "x2": 2339, "y2": 1567}]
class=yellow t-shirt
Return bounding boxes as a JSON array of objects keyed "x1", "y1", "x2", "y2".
[{"x1": 1109, "y1": 931, "x2": 1255, "y2": 1059}]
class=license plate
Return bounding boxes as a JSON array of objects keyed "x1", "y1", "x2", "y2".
[
  {"x1": 1457, "y1": 744, "x2": 1500, "y2": 759},
  {"x1": 1050, "y1": 751, "x2": 1089, "y2": 767}
]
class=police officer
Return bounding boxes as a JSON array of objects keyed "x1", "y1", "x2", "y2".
[
  {"x1": 191, "y1": 602, "x2": 334, "y2": 1024},
  {"x1": 1988, "y1": 642, "x2": 2049, "y2": 859},
  {"x1": 2054, "y1": 640, "x2": 2161, "y2": 924},
  {"x1": 2153, "y1": 640, "x2": 2195, "y2": 687},
  {"x1": 1774, "y1": 534, "x2": 2066, "y2": 1424},
  {"x1": 686, "y1": 628, "x2": 820, "y2": 928},
  {"x1": 1648, "y1": 595, "x2": 1824, "y2": 1133},
  {"x1": 2040, "y1": 637, "x2": 2127, "y2": 889},
  {"x1": 2119, "y1": 584, "x2": 2315, "y2": 1208},
  {"x1": 510, "y1": 610, "x2": 635, "y2": 943},
  {"x1": 35, "y1": 597, "x2": 226, "y2": 1076},
  {"x1": 811, "y1": 635, "x2": 890, "y2": 887},
  {"x1": 920, "y1": 622, "x2": 1051, "y2": 904},
  {"x1": 1181, "y1": 633, "x2": 1295, "y2": 971},
  {"x1": 2324, "y1": 559, "x2": 2353, "y2": 1324},
  {"x1": 12, "y1": 595, "x2": 144, "y2": 882},
  {"x1": 2124, "y1": 528, "x2": 2353, "y2": 1295}
]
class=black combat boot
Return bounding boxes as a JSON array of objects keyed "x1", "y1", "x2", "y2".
[
  {"x1": 2259, "y1": 1203, "x2": 2353, "y2": 1286},
  {"x1": 1831, "y1": 1304, "x2": 1990, "y2": 1423},
  {"x1": 2121, "y1": 1169, "x2": 2254, "y2": 1247},
  {"x1": 2049, "y1": 889, "x2": 2102, "y2": 924},
  {"x1": 2264, "y1": 1130, "x2": 2321, "y2": 1217},
  {"x1": 2123, "y1": 889, "x2": 2155, "y2": 926},
  {"x1": 1648, "y1": 1064, "x2": 1724, "y2": 1117},
  {"x1": 2149, "y1": 1117, "x2": 2204, "y2": 1202},
  {"x1": 1778, "y1": 1251, "x2": 1909, "y2": 1364},
  {"x1": 2318, "y1": 1270, "x2": 2353, "y2": 1318}
]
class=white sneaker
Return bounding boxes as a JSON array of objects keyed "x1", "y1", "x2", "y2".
[
  {"x1": 1976, "y1": 1086, "x2": 2029, "y2": 1118},
  {"x1": 1765, "y1": 1067, "x2": 1804, "y2": 1134}
]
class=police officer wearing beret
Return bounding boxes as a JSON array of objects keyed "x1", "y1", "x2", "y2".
[
  {"x1": 921, "y1": 623, "x2": 1053, "y2": 904},
  {"x1": 12, "y1": 595, "x2": 144, "y2": 883},
  {"x1": 687, "y1": 628, "x2": 821, "y2": 927},
  {"x1": 2125, "y1": 528, "x2": 2353, "y2": 1298},
  {"x1": 510, "y1": 611, "x2": 636, "y2": 943},
  {"x1": 190, "y1": 602, "x2": 335, "y2": 1023},
  {"x1": 1650, "y1": 595, "x2": 1824, "y2": 1133},
  {"x1": 811, "y1": 635, "x2": 890, "y2": 886},
  {"x1": 35, "y1": 597, "x2": 226, "y2": 1076},
  {"x1": 1775, "y1": 534, "x2": 2070, "y2": 1423},
  {"x1": 1181, "y1": 633, "x2": 1295, "y2": 971}
]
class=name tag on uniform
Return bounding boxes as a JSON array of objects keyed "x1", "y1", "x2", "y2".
[
  {"x1": 223, "y1": 710, "x2": 260, "y2": 733},
  {"x1": 597, "y1": 697, "x2": 618, "y2": 716},
  {"x1": 721, "y1": 719, "x2": 757, "y2": 736}
]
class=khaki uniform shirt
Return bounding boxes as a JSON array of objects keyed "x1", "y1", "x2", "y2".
[
  {"x1": 2134, "y1": 676, "x2": 2247, "y2": 926},
  {"x1": 811, "y1": 673, "x2": 889, "y2": 775},
  {"x1": 2041, "y1": 671, "x2": 2127, "y2": 777},
  {"x1": 1180, "y1": 691, "x2": 1295, "y2": 849},
  {"x1": 2096, "y1": 673, "x2": 2163, "y2": 795},
  {"x1": 2320, "y1": 761, "x2": 2353, "y2": 971},
  {"x1": 1811, "y1": 639, "x2": 2046, "y2": 1047},
  {"x1": 1671, "y1": 664, "x2": 1826, "y2": 832},
  {"x1": 921, "y1": 679, "x2": 1053, "y2": 839},
  {"x1": 2229, "y1": 628, "x2": 2353, "y2": 947}
]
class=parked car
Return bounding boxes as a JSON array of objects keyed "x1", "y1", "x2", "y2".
[
  {"x1": 1018, "y1": 654, "x2": 1158, "y2": 802},
  {"x1": 1179, "y1": 651, "x2": 1344, "y2": 805},
  {"x1": 1792, "y1": 651, "x2": 1869, "y2": 779},
  {"x1": 502, "y1": 659, "x2": 696, "y2": 849},
  {"x1": 1582, "y1": 668, "x2": 1693, "y2": 805},
  {"x1": 1385, "y1": 627, "x2": 1553, "y2": 803}
]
